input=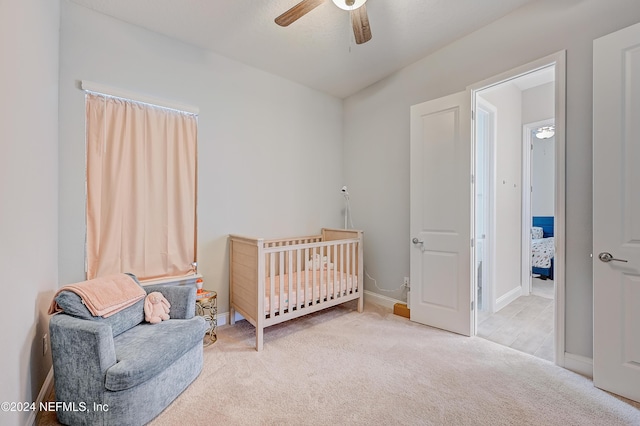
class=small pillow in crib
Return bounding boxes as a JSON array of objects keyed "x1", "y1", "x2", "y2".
[{"x1": 531, "y1": 226, "x2": 544, "y2": 239}]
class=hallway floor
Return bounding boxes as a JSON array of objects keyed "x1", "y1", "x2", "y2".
[{"x1": 478, "y1": 278, "x2": 554, "y2": 362}]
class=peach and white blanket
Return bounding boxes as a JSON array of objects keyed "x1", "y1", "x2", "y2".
[{"x1": 48, "y1": 273, "x2": 146, "y2": 318}]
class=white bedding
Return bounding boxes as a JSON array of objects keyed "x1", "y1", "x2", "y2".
[
  {"x1": 264, "y1": 270, "x2": 357, "y2": 314},
  {"x1": 532, "y1": 237, "x2": 554, "y2": 268}
]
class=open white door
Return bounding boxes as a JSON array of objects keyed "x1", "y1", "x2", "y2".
[
  {"x1": 409, "y1": 91, "x2": 472, "y2": 336},
  {"x1": 593, "y1": 22, "x2": 640, "y2": 403}
]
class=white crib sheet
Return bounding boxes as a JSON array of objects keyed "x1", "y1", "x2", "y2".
[{"x1": 264, "y1": 270, "x2": 357, "y2": 314}]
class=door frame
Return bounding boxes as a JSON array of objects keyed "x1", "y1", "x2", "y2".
[
  {"x1": 468, "y1": 51, "x2": 566, "y2": 365},
  {"x1": 474, "y1": 97, "x2": 497, "y2": 316}
]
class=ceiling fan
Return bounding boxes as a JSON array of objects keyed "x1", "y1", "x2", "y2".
[{"x1": 275, "y1": 0, "x2": 372, "y2": 45}]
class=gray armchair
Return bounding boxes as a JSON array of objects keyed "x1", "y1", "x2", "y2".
[{"x1": 49, "y1": 277, "x2": 207, "y2": 425}]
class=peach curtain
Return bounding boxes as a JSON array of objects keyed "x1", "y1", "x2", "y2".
[{"x1": 85, "y1": 93, "x2": 197, "y2": 281}]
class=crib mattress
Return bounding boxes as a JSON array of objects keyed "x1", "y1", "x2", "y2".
[{"x1": 264, "y1": 270, "x2": 357, "y2": 314}]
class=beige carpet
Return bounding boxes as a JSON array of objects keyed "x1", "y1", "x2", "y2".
[
  {"x1": 38, "y1": 301, "x2": 639, "y2": 425},
  {"x1": 147, "y1": 301, "x2": 639, "y2": 426}
]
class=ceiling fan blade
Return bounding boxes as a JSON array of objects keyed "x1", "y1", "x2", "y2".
[
  {"x1": 275, "y1": 0, "x2": 326, "y2": 27},
  {"x1": 350, "y1": 4, "x2": 372, "y2": 44}
]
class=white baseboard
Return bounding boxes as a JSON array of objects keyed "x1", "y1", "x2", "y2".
[
  {"x1": 217, "y1": 291, "x2": 402, "y2": 326},
  {"x1": 364, "y1": 290, "x2": 402, "y2": 309},
  {"x1": 564, "y1": 352, "x2": 593, "y2": 378},
  {"x1": 28, "y1": 367, "x2": 54, "y2": 426},
  {"x1": 217, "y1": 310, "x2": 245, "y2": 326},
  {"x1": 494, "y1": 286, "x2": 522, "y2": 312},
  {"x1": 218, "y1": 311, "x2": 231, "y2": 326}
]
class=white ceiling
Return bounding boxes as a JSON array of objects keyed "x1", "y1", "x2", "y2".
[
  {"x1": 512, "y1": 66, "x2": 555, "y2": 91},
  {"x1": 68, "y1": 0, "x2": 537, "y2": 98}
]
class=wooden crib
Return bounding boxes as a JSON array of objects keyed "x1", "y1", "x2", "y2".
[{"x1": 229, "y1": 228, "x2": 363, "y2": 351}]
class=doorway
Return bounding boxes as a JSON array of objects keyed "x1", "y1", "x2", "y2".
[
  {"x1": 409, "y1": 52, "x2": 566, "y2": 366},
  {"x1": 473, "y1": 65, "x2": 560, "y2": 363}
]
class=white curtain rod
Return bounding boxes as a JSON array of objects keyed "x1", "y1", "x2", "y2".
[{"x1": 80, "y1": 80, "x2": 199, "y2": 115}]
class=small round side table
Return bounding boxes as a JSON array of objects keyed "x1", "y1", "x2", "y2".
[{"x1": 195, "y1": 290, "x2": 217, "y2": 346}]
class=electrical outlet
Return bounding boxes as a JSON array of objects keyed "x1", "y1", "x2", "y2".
[
  {"x1": 403, "y1": 277, "x2": 410, "y2": 288},
  {"x1": 43, "y1": 333, "x2": 49, "y2": 356}
]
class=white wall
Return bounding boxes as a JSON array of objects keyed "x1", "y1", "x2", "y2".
[
  {"x1": 523, "y1": 81, "x2": 554, "y2": 124},
  {"x1": 523, "y1": 82, "x2": 555, "y2": 216},
  {"x1": 479, "y1": 84, "x2": 523, "y2": 303},
  {"x1": 0, "y1": 1, "x2": 60, "y2": 425},
  {"x1": 532, "y1": 136, "x2": 555, "y2": 216},
  {"x1": 58, "y1": 1, "x2": 345, "y2": 314},
  {"x1": 343, "y1": 0, "x2": 640, "y2": 359}
]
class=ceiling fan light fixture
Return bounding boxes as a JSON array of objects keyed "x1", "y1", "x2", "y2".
[
  {"x1": 535, "y1": 126, "x2": 555, "y2": 139},
  {"x1": 275, "y1": 0, "x2": 372, "y2": 45},
  {"x1": 332, "y1": 0, "x2": 367, "y2": 10}
]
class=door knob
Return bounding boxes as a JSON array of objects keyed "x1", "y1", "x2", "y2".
[
  {"x1": 412, "y1": 237, "x2": 424, "y2": 245},
  {"x1": 598, "y1": 252, "x2": 628, "y2": 263}
]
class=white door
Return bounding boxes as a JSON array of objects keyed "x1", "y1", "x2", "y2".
[
  {"x1": 409, "y1": 91, "x2": 472, "y2": 336},
  {"x1": 593, "y1": 22, "x2": 640, "y2": 403}
]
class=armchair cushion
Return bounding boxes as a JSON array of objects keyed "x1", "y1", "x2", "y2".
[
  {"x1": 143, "y1": 284, "x2": 197, "y2": 319},
  {"x1": 105, "y1": 316, "x2": 207, "y2": 391}
]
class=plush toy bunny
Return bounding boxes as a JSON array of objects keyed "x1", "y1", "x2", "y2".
[{"x1": 144, "y1": 291, "x2": 171, "y2": 324}]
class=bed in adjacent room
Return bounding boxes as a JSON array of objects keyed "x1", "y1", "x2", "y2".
[{"x1": 531, "y1": 216, "x2": 554, "y2": 280}]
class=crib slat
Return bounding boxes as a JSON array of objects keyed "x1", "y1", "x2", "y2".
[
  {"x1": 328, "y1": 245, "x2": 332, "y2": 299},
  {"x1": 333, "y1": 244, "x2": 344, "y2": 297},
  {"x1": 279, "y1": 251, "x2": 285, "y2": 316},
  {"x1": 337, "y1": 243, "x2": 342, "y2": 296},
  {"x1": 312, "y1": 246, "x2": 318, "y2": 305},
  {"x1": 287, "y1": 249, "x2": 294, "y2": 313},
  {"x1": 351, "y1": 242, "x2": 356, "y2": 292},
  {"x1": 325, "y1": 244, "x2": 330, "y2": 300},
  {"x1": 317, "y1": 246, "x2": 329, "y2": 303},
  {"x1": 331, "y1": 244, "x2": 342, "y2": 299},
  {"x1": 295, "y1": 248, "x2": 301, "y2": 310},
  {"x1": 269, "y1": 252, "x2": 276, "y2": 317},
  {"x1": 326, "y1": 245, "x2": 331, "y2": 300},
  {"x1": 337, "y1": 244, "x2": 342, "y2": 297},
  {"x1": 346, "y1": 242, "x2": 352, "y2": 293},
  {"x1": 304, "y1": 247, "x2": 309, "y2": 308},
  {"x1": 340, "y1": 243, "x2": 345, "y2": 296}
]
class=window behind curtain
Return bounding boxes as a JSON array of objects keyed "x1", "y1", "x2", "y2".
[{"x1": 85, "y1": 92, "x2": 198, "y2": 281}]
